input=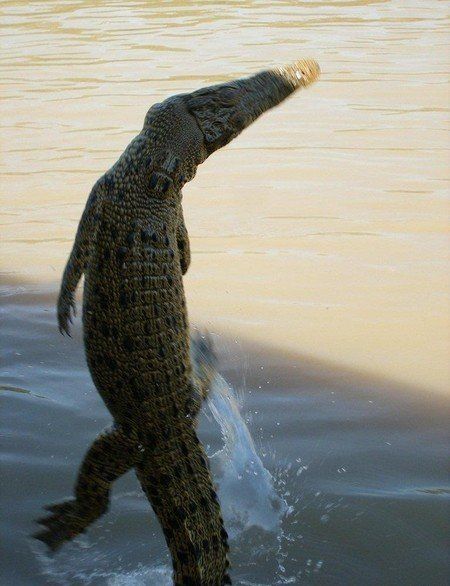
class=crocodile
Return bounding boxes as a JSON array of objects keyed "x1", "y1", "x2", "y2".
[{"x1": 33, "y1": 59, "x2": 320, "y2": 585}]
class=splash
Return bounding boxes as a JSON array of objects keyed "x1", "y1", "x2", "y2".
[{"x1": 207, "y1": 374, "x2": 288, "y2": 538}]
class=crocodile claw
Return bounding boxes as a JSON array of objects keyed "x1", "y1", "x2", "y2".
[
  {"x1": 32, "y1": 499, "x2": 106, "y2": 553},
  {"x1": 57, "y1": 292, "x2": 76, "y2": 337}
]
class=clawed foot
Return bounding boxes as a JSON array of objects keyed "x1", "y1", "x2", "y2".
[
  {"x1": 57, "y1": 292, "x2": 77, "y2": 336},
  {"x1": 32, "y1": 499, "x2": 107, "y2": 552}
]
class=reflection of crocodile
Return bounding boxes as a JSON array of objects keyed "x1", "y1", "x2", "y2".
[{"x1": 33, "y1": 60, "x2": 320, "y2": 585}]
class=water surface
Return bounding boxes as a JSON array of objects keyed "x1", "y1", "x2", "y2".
[{"x1": 1, "y1": 1, "x2": 449, "y2": 584}]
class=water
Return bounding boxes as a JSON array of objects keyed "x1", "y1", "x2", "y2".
[
  {"x1": 1, "y1": 1, "x2": 449, "y2": 584},
  {"x1": 1, "y1": 294, "x2": 448, "y2": 584}
]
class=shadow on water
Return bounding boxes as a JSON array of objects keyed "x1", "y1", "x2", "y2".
[{"x1": 1, "y1": 277, "x2": 449, "y2": 585}]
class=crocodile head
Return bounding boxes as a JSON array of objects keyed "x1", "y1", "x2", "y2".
[
  {"x1": 140, "y1": 59, "x2": 320, "y2": 196},
  {"x1": 184, "y1": 59, "x2": 321, "y2": 158}
]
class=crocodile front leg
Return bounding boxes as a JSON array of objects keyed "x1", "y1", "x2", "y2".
[{"x1": 57, "y1": 184, "x2": 103, "y2": 336}]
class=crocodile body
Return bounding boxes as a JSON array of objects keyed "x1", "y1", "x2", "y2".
[{"x1": 34, "y1": 60, "x2": 320, "y2": 585}]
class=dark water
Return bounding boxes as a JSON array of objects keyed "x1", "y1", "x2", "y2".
[{"x1": 1, "y1": 287, "x2": 448, "y2": 585}]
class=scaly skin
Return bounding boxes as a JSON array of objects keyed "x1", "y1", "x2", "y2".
[{"x1": 33, "y1": 59, "x2": 320, "y2": 585}]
